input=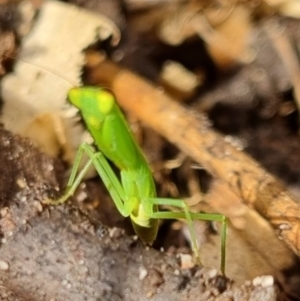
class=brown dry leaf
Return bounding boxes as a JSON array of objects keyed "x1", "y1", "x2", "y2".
[
  {"x1": 157, "y1": 2, "x2": 254, "y2": 69},
  {"x1": 198, "y1": 4, "x2": 255, "y2": 68},
  {"x1": 185, "y1": 180, "x2": 294, "y2": 282}
]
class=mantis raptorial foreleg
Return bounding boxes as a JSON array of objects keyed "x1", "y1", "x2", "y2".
[{"x1": 53, "y1": 143, "x2": 134, "y2": 217}]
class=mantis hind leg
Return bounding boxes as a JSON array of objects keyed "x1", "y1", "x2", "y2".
[{"x1": 144, "y1": 197, "x2": 227, "y2": 275}]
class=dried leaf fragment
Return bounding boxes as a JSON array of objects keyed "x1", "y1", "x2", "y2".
[{"x1": 1, "y1": 0, "x2": 120, "y2": 164}]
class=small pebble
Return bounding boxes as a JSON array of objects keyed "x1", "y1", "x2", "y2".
[
  {"x1": 16, "y1": 178, "x2": 27, "y2": 189},
  {"x1": 33, "y1": 201, "x2": 43, "y2": 212},
  {"x1": 207, "y1": 268, "x2": 218, "y2": 279},
  {"x1": 260, "y1": 275, "x2": 274, "y2": 288},
  {"x1": 139, "y1": 266, "x2": 148, "y2": 280},
  {"x1": 252, "y1": 276, "x2": 261, "y2": 286},
  {"x1": 174, "y1": 269, "x2": 180, "y2": 276},
  {"x1": 0, "y1": 208, "x2": 9, "y2": 217},
  {"x1": 0, "y1": 261, "x2": 9, "y2": 270},
  {"x1": 179, "y1": 253, "x2": 195, "y2": 269}
]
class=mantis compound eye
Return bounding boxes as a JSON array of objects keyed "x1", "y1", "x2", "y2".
[{"x1": 96, "y1": 90, "x2": 115, "y2": 114}]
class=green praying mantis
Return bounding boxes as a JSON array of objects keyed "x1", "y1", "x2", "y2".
[{"x1": 50, "y1": 86, "x2": 227, "y2": 275}]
